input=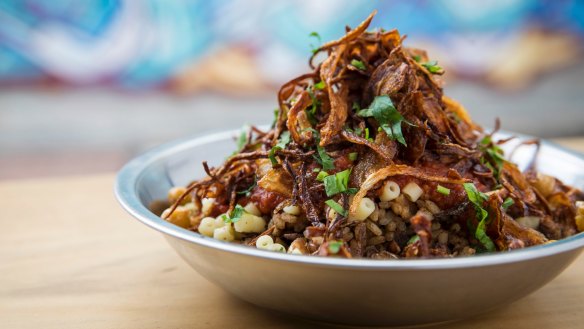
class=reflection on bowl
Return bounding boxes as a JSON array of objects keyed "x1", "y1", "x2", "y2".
[{"x1": 115, "y1": 129, "x2": 584, "y2": 326}]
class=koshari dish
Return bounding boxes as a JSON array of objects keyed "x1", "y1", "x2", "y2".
[{"x1": 159, "y1": 12, "x2": 584, "y2": 259}]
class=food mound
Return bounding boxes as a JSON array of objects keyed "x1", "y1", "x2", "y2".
[{"x1": 160, "y1": 12, "x2": 584, "y2": 259}]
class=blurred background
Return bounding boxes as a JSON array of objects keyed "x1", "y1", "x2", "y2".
[{"x1": 1, "y1": 0, "x2": 583, "y2": 180}]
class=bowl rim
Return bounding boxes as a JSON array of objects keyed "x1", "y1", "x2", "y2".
[{"x1": 115, "y1": 128, "x2": 584, "y2": 270}]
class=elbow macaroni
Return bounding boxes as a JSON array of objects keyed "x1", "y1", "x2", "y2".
[
  {"x1": 283, "y1": 205, "x2": 301, "y2": 215},
  {"x1": 198, "y1": 216, "x2": 228, "y2": 237},
  {"x1": 255, "y1": 235, "x2": 287, "y2": 253},
  {"x1": 168, "y1": 186, "x2": 189, "y2": 205},
  {"x1": 402, "y1": 182, "x2": 423, "y2": 202},
  {"x1": 161, "y1": 205, "x2": 191, "y2": 229},
  {"x1": 233, "y1": 213, "x2": 267, "y2": 233},
  {"x1": 270, "y1": 243, "x2": 286, "y2": 252},
  {"x1": 516, "y1": 216, "x2": 541, "y2": 230},
  {"x1": 198, "y1": 217, "x2": 216, "y2": 237},
  {"x1": 213, "y1": 225, "x2": 235, "y2": 241},
  {"x1": 380, "y1": 181, "x2": 400, "y2": 202},
  {"x1": 350, "y1": 197, "x2": 375, "y2": 221},
  {"x1": 244, "y1": 202, "x2": 262, "y2": 216},
  {"x1": 255, "y1": 235, "x2": 274, "y2": 249}
]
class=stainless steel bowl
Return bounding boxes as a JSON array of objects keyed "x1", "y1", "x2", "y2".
[{"x1": 115, "y1": 130, "x2": 584, "y2": 327}]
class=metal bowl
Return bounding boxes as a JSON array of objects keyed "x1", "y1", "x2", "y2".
[{"x1": 115, "y1": 129, "x2": 584, "y2": 327}]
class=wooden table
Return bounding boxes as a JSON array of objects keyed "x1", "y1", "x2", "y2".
[{"x1": 2, "y1": 138, "x2": 584, "y2": 329}]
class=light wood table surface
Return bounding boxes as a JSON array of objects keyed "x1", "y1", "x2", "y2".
[{"x1": 1, "y1": 138, "x2": 584, "y2": 329}]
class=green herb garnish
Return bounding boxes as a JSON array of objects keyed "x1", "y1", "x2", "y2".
[
  {"x1": 316, "y1": 144, "x2": 335, "y2": 171},
  {"x1": 229, "y1": 125, "x2": 250, "y2": 158},
  {"x1": 325, "y1": 199, "x2": 348, "y2": 217},
  {"x1": 350, "y1": 59, "x2": 366, "y2": 70},
  {"x1": 306, "y1": 89, "x2": 320, "y2": 126},
  {"x1": 269, "y1": 131, "x2": 291, "y2": 165},
  {"x1": 437, "y1": 185, "x2": 450, "y2": 196},
  {"x1": 474, "y1": 220, "x2": 494, "y2": 252},
  {"x1": 236, "y1": 125, "x2": 249, "y2": 151},
  {"x1": 364, "y1": 127, "x2": 372, "y2": 141},
  {"x1": 323, "y1": 169, "x2": 351, "y2": 197},
  {"x1": 407, "y1": 235, "x2": 420, "y2": 245},
  {"x1": 309, "y1": 31, "x2": 321, "y2": 54},
  {"x1": 306, "y1": 107, "x2": 318, "y2": 126},
  {"x1": 357, "y1": 95, "x2": 407, "y2": 146},
  {"x1": 268, "y1": 150, "x2": 277, "y2": 164},
  {"x1": 327, "y1": 240, "x2": 343, "y2": 254},
  {"x1": 346, "y1": 188, "x2": 359, "y2": 195},
  {"x1": 348, "y1": 152, "x2": 358, "y2": 161},
  {"x1": 272, "y1": 108, "x2": 279, "y2": 126},
  {"x1": 309, "y1": 129, "x2": 335, "y2": 171},
  {"x1": 463, "y1": 183, "x2": 495, "y2": 252},
  {"x1": 479, "y1": 136, "x2": 505, "y2": 178},
  {"x1": 421, "y1": 60, "x2": 443, "y2": 73},
  {"x1": 314, "y1": 81, "x2": 326, "y2": 90},
  {"x1": 502, "y1": 197, "x2": 514, "y2": 210},
  {"x1": 236, "y1": 177, "x2": 257, "y2": 196},
  {"x1": 222, "y1": 204, "x2": 246, "y2": 223},
  {"x1": 413, "y1": 55, "x2": 421, "y2": 62},
  {"x1": 316, "y1": 170, "x2": 329, "y2": 182},
  {"x1": 463, "y1": 183, "x2": 489, "y2": 215},
  {"x1": 323, "y1": 175, "x2": 341, "y2": 196},
  {"x1": 309, "y1": 31, "x2": 321, "y2": 40}
]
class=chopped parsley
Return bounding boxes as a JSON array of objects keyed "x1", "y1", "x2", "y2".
[
  {"x1": 236, "y1": 177, "x2": 257, "y2": 196},
  {"x1": 222, "y1": 204, "x2": 245, "y2": 223},
  {"x1": 308, "y1": 129, "x2": 335, "y2": 171},
  {"x1": 463, "y1": 183, "x2": 495, "y2": 252},
  {"x1": 475, "y1": 220, "x2": 494, "y2": 252},
  {"x1": 306, "y1": 107, "x2": 318, "y2": 126},
  {"x1": 348, "y1": 152, "x2": 358, "y2": 161},
  {"x1": 316, "y1": 170, "x2": 329, "y2": 182},
  {"x1": 412, "y1": 55, "x2": 421, "y2": 62},
  {"x1": 229, "y1": 125, "x2": 250, "y2": 158},
  {"x1": 463, "y1": 183, "x2": 489, "y2": 215},
  {"x1": 350, "y1": 59, "x2": 367, "y2": 71},
  {"x1": 236, "y1": 125, "x2": 249, "y2": 150},
  {"x1": 325, "y1": 199, "x2": 347, "y2": 217},
  {"x1": 407, "y1": 235, "x2": 420, "y2": 245},
  {"x1": 421, "y1": 60, "x2": 443, "y2": 73},
  {"x1": 272, "y1": 108, "x2": 279, "y2": 126},
  {"x1": 269, "y1": 131, "x2": 291, "y2": 165},
  {"x1": 306, "y1": 89, "x2": 320, "y2": 126},
  {"x1": 502, "y1": 197, "x2": 514, "y2": 210},
  {"x1": 479, "y1": 136, "x2": 505, "y2": 178},
  {"x1": 327, "y1": 240, "x2": 343, "y2": 254},
  {"x1": 316, "y1": 144, "x2": 335, "y2": 171},
  {"x1": 309, "y1": 31, "x2": 321, "y2": 54},
  {"x1": 437, "y1": 185, "x2": 450, "y2": 196},
  {"x1": 314, "y1": 81, "x2": 326, "y2": 90},
  {"x1": 346, "y1": 187, "x2": 359, "y2": 195},
  {"x1": 323, "y1": 169, "x2": 351, "y2": 197},
  {"x1": 364, "y1": 127, "x2": 372, "y2": 141},
  {"x1": 357, "y1": 95, "x2": 407, "y2": 146}
]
